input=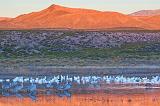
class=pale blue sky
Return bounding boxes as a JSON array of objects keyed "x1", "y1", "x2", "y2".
[{"x1": 0, "y1": 0, "x2": 160, "y2": 17}]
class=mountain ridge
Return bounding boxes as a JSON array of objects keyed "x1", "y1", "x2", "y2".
[{"x1": 0, "y1": 4, "x2": 159, "y2": 30}]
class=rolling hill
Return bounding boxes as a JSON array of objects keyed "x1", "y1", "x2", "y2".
[
  {"x1": 130, "y1": 9, "x2": 160, "y2": 16},
  {"x1": 0, "y1": 17, "x2": 12, "y2": 21}
]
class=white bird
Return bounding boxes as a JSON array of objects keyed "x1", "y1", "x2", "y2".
[{"x1": 0, "y1": 79, "x2": 3, "y2": 82}]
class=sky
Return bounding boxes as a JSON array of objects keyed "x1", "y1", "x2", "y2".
[{"x1": 0, "y1": 0, "x2": 160, "y2": 17}]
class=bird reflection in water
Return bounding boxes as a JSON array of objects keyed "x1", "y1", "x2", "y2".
[{"x1": 0, "y1": 80, "x2": 72, "y2": 101}]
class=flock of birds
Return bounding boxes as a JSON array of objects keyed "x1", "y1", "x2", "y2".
[
  {"x1": 0, "y1": 76, "x2": 73, "y2": 100},
  {"x1": 0, "y1": 75, "x2": 160, "y2": 100},
  {"x1": 0, "y1": 77, "x2": 72, "y2": 92},
  {"x1": 0, "y1": 75, "x2": 160, "y2": 89}
]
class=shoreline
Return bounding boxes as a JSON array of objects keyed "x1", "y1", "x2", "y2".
[
  {"x1": 23, "y1": 65, "x2": 160, "y2": 69},
  {"x1": 1, "y1": 65, "x2": 160, "y2": 77}
]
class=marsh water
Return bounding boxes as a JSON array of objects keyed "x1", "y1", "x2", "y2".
[
  {"x1": 1, "y1": 67, "x2": 160, "y2": 106},
  {"x1": 1, "y1": 89, "x2": 160, "y2": 106}
]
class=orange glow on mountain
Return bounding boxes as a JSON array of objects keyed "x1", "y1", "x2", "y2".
[{"x1": 0, "y1": 4, "x2": 159, "y2": 30}]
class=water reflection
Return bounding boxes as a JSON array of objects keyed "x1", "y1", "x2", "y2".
[
  {"x1": 0, "y1": 88, "x2": 72, "y2": 100},
  {"x1": 1, "y1": 90, "x2": 160, "y2": 106}
]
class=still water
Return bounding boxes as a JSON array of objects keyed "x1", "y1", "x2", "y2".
[
  {"x1": 1, "y1": 74, "x2": 160, "y2": 106},
  {"x1": 1, "y1": 88, "x2": 160, "y2": 106}
]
